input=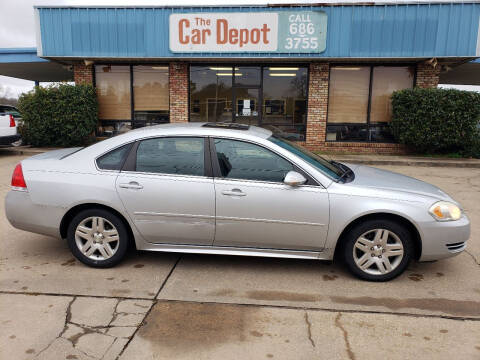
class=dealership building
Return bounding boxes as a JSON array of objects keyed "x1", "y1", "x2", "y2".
[{"x1": 1, "y1": 1, "x2": 480, "y2": 153}]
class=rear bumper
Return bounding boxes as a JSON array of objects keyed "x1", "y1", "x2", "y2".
[
  {"x1": 419, "y1": 215, "x2": 470, "y2": 261},
  {"x1": 0, "y1": 134, "x2": 20, "y2": 145},
  {"x1": 5, "y1": 190, "x2": 63, "y2": 238}
]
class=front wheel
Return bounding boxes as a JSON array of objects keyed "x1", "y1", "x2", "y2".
[
  {"x1": 343, "y1": 219, "x2": 413, "y2": 281},
  {"x1": 67, "y1": 208, "x2": 129, "y2": 268}
]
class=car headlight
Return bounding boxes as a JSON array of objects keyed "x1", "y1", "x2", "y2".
[{"x1": 429, "y1": 201, "x2": 462, "y2": 221}]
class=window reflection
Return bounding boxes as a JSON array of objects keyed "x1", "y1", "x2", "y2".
[
  {"x1": 189, "y1": 65, "x2": 308, "y2": 140},
  {"x1": 262, "y1": 67, "x2": 308, "y2": 141},
  {"x1": 190, "y1": 66, "x2": 233, "y2": 122}
]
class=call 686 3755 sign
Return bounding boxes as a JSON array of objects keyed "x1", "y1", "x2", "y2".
[{"x1": 169, "y1": 11, "x2": 327, "y2": 53}]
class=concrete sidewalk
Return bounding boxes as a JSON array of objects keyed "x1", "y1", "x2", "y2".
[
  {"x1": 1, "y1": 154, "x2": 479, "y2": 359},
  {"x1": 2, "y1": 145, "x2": 480, "y2": 168},
  {"x1": 328, "y1": 153, "x2": 480, "y2": 168}
]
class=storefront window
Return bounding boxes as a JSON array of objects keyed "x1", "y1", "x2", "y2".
[
  {"x1": 328, "y1": 67, "x2": 370, "y2": 124},
  {"x1": 370, "y1": 66, "x2": 414, "y2": 123},
  {"x1": 95, "y1": 64, "x2": 170, "y2": 136},
  {"x1": 190, "y1": 65, "x2": 308, "y2": 140},
  {"x1": 327, "y1": 65, "x2": 414, "y2": 142},
  {"x1": 262, "y1": 67, "x2": 308, "y2": 141},
  {"x1": 190, "y1": 66, "x2": 233, "y2": 123},
  {"x1": 133, "y1": 65, "x2": 169, "y2": 127},
  {"x1": 235, "y1": 66, "x2": 261, "y2": 86},
  {"x1": 95, "y1": 65, "x2": 131, "y2": 121}
]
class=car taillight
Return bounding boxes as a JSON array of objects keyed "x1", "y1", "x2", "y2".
[
  {"x1": 9, "y1": 114, "x2": 15, "y2": 127},
  {"x1": 11, "y1": 164, "x2": 27, "y2": 190}
]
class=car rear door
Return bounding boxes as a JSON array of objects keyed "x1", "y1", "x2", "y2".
[
  {"x1": 211, "y1": 137, "x2": 329, "y2": 251},
  {"x1": 116, "y1": 136, "x2": 215, "y2": 245}
]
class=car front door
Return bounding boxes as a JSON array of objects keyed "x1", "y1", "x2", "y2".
[
  {"x1": 211, "y1": 137, "x2": 329, "y2": 251},
  {"x1": 116, "y1": 136, "x2": 215, "y2": 245}
]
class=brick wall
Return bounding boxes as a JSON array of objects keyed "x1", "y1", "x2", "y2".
[
  {"x1": 305, "y1": 63, "x2": 329, "y2": 152},
  {"x1": 302, "y1": 61, "x2": 442, "y2": 155},
  {"x1": 415, "y1": 62, "x2": 440, "y2": 88},
  {"x1": 73, "y1": 63, "x2": 93, "y2": 85},
  {"x1": 169, "y1": 62, "x2": 189, "y2": 123}
]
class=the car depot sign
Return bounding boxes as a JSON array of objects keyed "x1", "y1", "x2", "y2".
[{"x1": 169, "y1": 11, "x2": 327, "y2": 53}]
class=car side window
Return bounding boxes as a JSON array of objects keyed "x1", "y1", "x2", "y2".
[
  {"x1": 214, "y1": 138, "x2": 294, "y2": 183},
  {"x1": 96, "y1": 143, "x2": 132, "y2": 170},
  {"x1": 136, "y1": 137, "x2": 205, "y2": 176}
]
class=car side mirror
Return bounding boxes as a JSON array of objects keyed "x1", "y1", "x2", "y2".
[{"x1": 283, "y1": 171, "x2": 307, "y2": 186}]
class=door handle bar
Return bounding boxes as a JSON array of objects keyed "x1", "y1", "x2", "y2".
[
  {"x1": 119, "y1": 183, "x2": 143, "y2": 190},
  {"x1": 221, "y1": 190, "x2": 246, "y2": 197}
]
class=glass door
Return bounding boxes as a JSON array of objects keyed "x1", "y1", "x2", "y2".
[
  {"x1": 232, "y1": 66, "x2": 262, "y2": 125},
  {"x1": 233, "y1": 88, "x2": 260, "y2": 125}
]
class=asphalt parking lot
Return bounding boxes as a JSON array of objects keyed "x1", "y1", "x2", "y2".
[{"x1": 0, "y1": 151, "x2": 479, "y2": 360}]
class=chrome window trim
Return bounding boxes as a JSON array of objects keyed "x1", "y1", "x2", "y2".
[{"x1": 118, "y1": 169, "x2": 213, "y2": 181}]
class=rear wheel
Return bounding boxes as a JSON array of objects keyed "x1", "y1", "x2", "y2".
[
  {"x1": 343, "y1": 219, "x2": 413, "y2": 281},
  {"x1": 67, "y1": 209, "x2": 129, "y2": 268}
]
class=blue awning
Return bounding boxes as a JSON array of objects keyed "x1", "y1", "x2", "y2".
[
  {"x1": 35, "y1": 3, "x2": 480, "y2": 60},
  {"x1": 0, "y1": 48, "x2": 73, "y2": 82}
]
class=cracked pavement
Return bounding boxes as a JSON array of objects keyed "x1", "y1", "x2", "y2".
[{"x1": 0, "y1": 152, "x2": 479, "y2": 360}]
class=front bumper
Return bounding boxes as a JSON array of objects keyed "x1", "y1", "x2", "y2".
[
  {"x1": 5, "y1": 190, "x2": 63, "y2": 238},
  {"x1": 419, "y1": 215, "x2": 470, "y2": 261},
  {"x1": 0, "y1": 134, "x2": 21, "y2": 146}
]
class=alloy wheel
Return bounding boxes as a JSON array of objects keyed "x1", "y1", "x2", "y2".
[
  {"x1": 74, "y1": 217, "x2": 120, "y2": 261},
  {"x1": 352, "y1": 228, "x2": 404, "y2": 275}
]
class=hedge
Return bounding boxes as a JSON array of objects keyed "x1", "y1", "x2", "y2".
[
  {"x1": 17, "y1": 83, "x2": 98, "y2": 147},
  {"x1": 390, "y1": 88, "x2": 480, "y2": 157}
]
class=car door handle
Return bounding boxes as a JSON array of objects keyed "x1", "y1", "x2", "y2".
[
  {"x1": 221, "y1": 189, "x2": 246, "y2": 197},
  {"x1": 119, "y1": 182, "x2": 143, "y2": 190}
]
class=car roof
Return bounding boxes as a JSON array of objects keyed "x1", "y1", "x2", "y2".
[
  {"x1": 120, "y1": 122, "x2": 272, "y2": 141},
  {"x1": 84, "y1": 122, "x2": 273, "y2": 156}
]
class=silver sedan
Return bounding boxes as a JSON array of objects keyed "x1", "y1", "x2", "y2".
[{"x1": 5, "y1": 123, "x2": 470, "y2": 281}]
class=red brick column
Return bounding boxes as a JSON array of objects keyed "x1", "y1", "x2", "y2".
[
  {"x1": 305, "y1": 63, "x2": 329, "y2": 152},
  {"x1": 416, "y1": 62, "x2": 440, "y2": 88},
  {"x1": 73, "y1": 63, "x2": 93, "y2": 85},
  {"x1": 169, "y1": 62, "x2": 189, "y2": 123}
]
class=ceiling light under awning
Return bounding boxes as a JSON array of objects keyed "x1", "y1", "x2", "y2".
[
  {"x1": 216, "y1": 73, "x2": 243, "y2": 76},
  {"x1": 210, "y1": 67, "x2": 239, "y2": 71},
  {"x1": 268, "y1": 67, "x2": 299, "y2": 71},
  {"x1": 269, "y1": 73, "x2": 297, "y2": 77}
]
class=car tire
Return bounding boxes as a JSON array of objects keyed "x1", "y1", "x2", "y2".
[
  {"x1": 343, "y1": 219, "x2": 413, "y2": 282},
  {"x1": 67, "y1": 208, "x2": 129, "y2": 268}
]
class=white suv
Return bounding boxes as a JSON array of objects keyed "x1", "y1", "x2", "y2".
[{"x1": 0, "y1": 105, "x2": 21, "y2": 146}]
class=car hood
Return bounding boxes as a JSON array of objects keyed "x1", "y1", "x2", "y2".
[{"x1": 347, "y1": 164, "x2": 454, "y2": 202}]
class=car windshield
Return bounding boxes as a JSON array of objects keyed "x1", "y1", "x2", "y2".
[{"x1": 268, "y1": 135, "x2": 344, "y2": 181}]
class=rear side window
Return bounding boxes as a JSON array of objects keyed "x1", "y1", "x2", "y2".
[
  {"x1": 136, "y1": 137, "x2": 205, "y2": 176},
  {"x1": 0, "y1": 106, "x2": 21, "y2": 118},
  {"x1": 96, "y1": 144, "x2": 132, "y2": 170}
]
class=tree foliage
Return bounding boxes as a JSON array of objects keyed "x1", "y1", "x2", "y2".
[
  {"x1": 391, "y1": 88, "x2": 480, "y2": 157},
  {"x1": 17, "y1": 84, "x2": 98, "y2": 147}
]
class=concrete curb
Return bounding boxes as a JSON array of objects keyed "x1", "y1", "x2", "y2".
[{"x1": 331, "y1": 158, "x2": 480, "y2": 168}]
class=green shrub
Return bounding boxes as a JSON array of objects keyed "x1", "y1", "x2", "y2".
[
  {"x1": 17, "y1": 83, "x2": 98, "y2": 147},
  {"x1": 391, "y1": 88, "x2": 480, "y2": 157}
]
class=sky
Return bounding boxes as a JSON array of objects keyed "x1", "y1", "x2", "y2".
[{"x1": 0, "y1": 0, "x2": 478, "y2": 99}]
